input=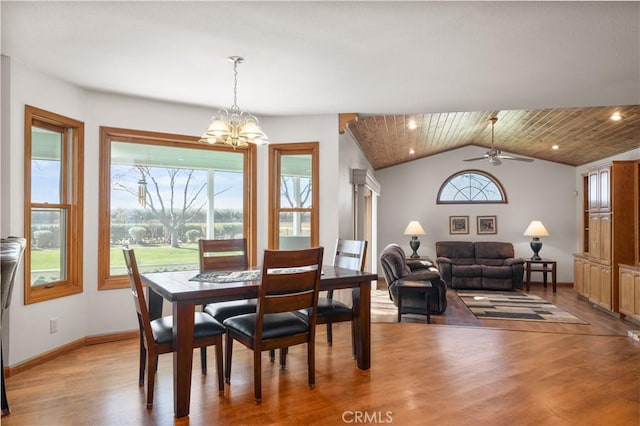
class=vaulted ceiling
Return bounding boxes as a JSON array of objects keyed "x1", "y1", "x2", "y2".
[
  {"x1": 346, "y1": 105, "x2": 640, "y2": 169},
  {"x1": 2, "y1": 2, "x2": 639, "y2": 169}
]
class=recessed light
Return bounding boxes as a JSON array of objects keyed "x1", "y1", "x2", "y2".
[
  {"x1": 407, "y1": 120, "x2": 417, "y2": 130},
  {"x1": 409, "y1": 148, "x2": 415, "y2": 155},
  {"x1": 551, "y1": 145, "x2": 559, "y2": 150},
  {"x1": 610, "y1": 112, "x2": 622, "y2": 121}
]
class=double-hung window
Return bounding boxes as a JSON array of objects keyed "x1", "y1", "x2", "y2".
[{"x1": 24, "y1": 106, "x2": 84, "y2": 304}]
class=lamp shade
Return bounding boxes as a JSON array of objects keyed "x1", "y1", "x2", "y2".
[
  {"x1": 523, "y1": 221, "x2": 549, "y2": 237},
  {"x1": 403, "y1": 221, "x2": 425, "y2": 236}
]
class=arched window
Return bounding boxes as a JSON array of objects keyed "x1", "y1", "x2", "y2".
[{"x1": 437, "y1": 170, "x2": 507, "y2": 204}]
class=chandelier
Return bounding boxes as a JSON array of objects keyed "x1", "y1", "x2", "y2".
[{"x1": 199, "y1": 56, "x2": 268, "y2": 148}]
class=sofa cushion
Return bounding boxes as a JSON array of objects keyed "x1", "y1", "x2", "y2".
[
  {"x1": 452, "y1": 264, "x2": 482, "y2": 277},
  {"x1": 481, "y1": 265, "x2": 512, "y2": 279},
  {"x1": 436, "y1": 241, "x2": 476, "y2": 265},
  {"x1": 474, "y1": 242, "x2": 515, "y2": 266}
]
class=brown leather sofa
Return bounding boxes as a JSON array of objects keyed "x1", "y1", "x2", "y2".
[
  {"x1": 435, "y1": 241, "x2": 524, "y2": 290},
  {"x1": 380, "y1": 243, "x2": 448, "y2": 314}
]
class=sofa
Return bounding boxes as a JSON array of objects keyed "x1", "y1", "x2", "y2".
[
  {"x1": 435, "y1": 241, "x2": 524, "y2": 290},
  {"x1": 380, "y1": 243, "x2": 447, "y2": 314}
]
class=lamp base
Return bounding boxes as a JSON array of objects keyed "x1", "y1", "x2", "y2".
[
  {"x1": 530, "y1": 238, "x2": 543, "y2": 261},
  {"x1": 409, "y1": 237, "x2": 421, "y2": 259}
]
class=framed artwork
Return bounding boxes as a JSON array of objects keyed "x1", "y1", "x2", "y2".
[
  {"x1": 477, "y1": 215, "x2": 497, "y2": 234},
  {"x1": 449, "y1": 216, "x2": 469, "y2": 234}
]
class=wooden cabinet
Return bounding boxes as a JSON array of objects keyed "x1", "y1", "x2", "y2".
[
  {"x1": 574, "y1": 161, "x2": 635, "y2": 314},
  {"x1": 619, "y1": 264, "x2": 640, "y2": 324}
]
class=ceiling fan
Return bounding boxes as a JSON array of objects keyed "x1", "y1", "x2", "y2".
[{"x1": 464, "y1": 117, "x2": 534, "y2": 166}]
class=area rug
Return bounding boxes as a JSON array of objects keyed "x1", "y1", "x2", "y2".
[{"x1": 457, "y1": 290, "x2": 589, "y2": 324}]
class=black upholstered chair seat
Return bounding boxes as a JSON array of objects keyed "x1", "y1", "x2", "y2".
[
  {"x1": 224, "y1": 312, "x2": 311, "y2": 340},
  {"x1": 204, "y1": 300, "x2": 257, "y2": 323},
  {"x1": 151, "y1": 312, "x2": 226, "y2": 344},
  {"x1": 316, "y1": 297, "x2": 352, "y2": 317}
]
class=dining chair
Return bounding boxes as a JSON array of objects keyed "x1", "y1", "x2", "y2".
[
  {"x1": 122, "y1": 247, "x2": 226, "y2": 408},
  {"x1": 297, "y1": 239, "x2": 366, "y2": 358},
  {"x1": 200, "y1": 238, "x2": 279, "y2": 363},
  {"x1": 223, "y1": 247, "x2": 324, "y2": 402}
]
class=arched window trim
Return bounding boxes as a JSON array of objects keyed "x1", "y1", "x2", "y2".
[{"x1": 436, "y1": 169, "x2": 508, "y2": 204}]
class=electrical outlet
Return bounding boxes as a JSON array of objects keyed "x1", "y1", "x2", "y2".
[{"x1": 50, "y1": 318, "x2": 58, "y2": 334}]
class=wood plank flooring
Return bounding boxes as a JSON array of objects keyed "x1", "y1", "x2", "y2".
[{"x1": 3, "y1": 286, "x2": 639, "y2": 425}]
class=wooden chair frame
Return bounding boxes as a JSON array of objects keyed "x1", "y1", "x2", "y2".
[{"x1": 224, "y1": 247, "x2": 324, "y2": 402}]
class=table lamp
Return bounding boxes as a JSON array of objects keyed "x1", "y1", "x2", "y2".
[
  {"x1": 403, "y1": 221, "x2": 426, "y2": 259},
  {"x1": 523, "y1": 220, "x2": 549, "y2": 260}
]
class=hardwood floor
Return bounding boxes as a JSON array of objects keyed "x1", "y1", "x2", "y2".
[{"x1": 3, "y1": 287, "x2": 639, "y2": 425}]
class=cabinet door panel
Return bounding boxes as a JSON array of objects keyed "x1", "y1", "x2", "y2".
[
  {"x1": 583, "y1": 261, "x2": 591, "y2": 298},
  {"x1": 589, "y1": 263, "x2": 600, "y2": 303},
  {"x1": 619, "y1": 270, "x2": 635, "y2": 315},
  {"x1": 589, "y1": 216, "x2": 600, "y2": 259},
  {"x1": 599, "y1": 265, "x2": 611, "y2": 309},
  {"x1": 599, "y1": 168, "x2": 610, "y2": 211},
  {"x1": 600, "y1": 215, "x2": 612, "y2": 263},
  {"x1": 574, "y1": 258, "x2": 584, "y2": 295},
  {"x1": 589, "y1": 172, "x2": 599, "y2": 210}
]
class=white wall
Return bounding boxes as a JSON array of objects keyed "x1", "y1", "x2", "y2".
[
  {"x1": 2, "y1": 58, "x2": 89, "y2": 366},
  {"x1": 375, "y1": 145, "x2": 577, "y2": 282},
  {"x1": 338, "y1": 130, "x2": 376, "y2": 240},
  {"x1": 1, "y1": 60, "x2": 348, "y2": 367}
]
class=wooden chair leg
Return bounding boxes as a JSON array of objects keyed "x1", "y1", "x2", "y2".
[
  {"x1": 146, "y1": 354, "x2": 157, "y2": 408},
  {"x1": 254, "y1": 349, "x2": 262, "y2": 403},
  {"x1": 269, "y1": 349, "x2": 275, "y2": 362},
  {"x1": 200, "y1": 347, "x2": 207, "y2": 374},
  {"x1": 224, "y1": 333, "x2": 233, "y2": 384},
  {"x1": 308, "y1": 341, "x2": 315, "y2": 389},
  {"x1": 138, "y1": 337, "x2": 146, "y2": 386},
  {"x1": 350, "y1": 320, "x2": 356, "y2": 359},
  {"x1": 1, "y1": 350, "x2": 9, "y2": 416},
  {"x1": 215, "y1": 337, "x2": 224, "y2": 393},
  {"x1": 326, "y1": 323, "x2": 333, "y2": 346},
  {"x1": 279, "y1": 347, "x2": 288, "y2": 369}
]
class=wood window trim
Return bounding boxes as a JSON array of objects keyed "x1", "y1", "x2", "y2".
[
  {"x1": 24, "y1": 105, "x2": 84, "y2": 304},
  {"x1": 98, "y1": 126, "x2": 257, "y2": 290},
  {"x1": 268, "y1": 142, "x2": 319, "y2": 249}
]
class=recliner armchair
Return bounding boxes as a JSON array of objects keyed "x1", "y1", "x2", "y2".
[{"x1": 379, "y1": 243, "x2": 447, "y2": 314}]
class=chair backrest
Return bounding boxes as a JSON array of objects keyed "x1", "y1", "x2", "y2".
[
  {"x1": 256, "y1": 247, "x2": 324, "y2": 322},
  {"x1": 122, "y1": 247, "x2": 156, "y2": 354},
  {"x1": 199, "y1": 238, "x2": 248, "y2": 272},
  {"x1": 1, "y1": 237, "x2": 27, "y2": 314},
  {"x1": 379, "y1": 243, "x2": 411, "y2": 285},
  {"x1": 333, "y1": 239, "x2": 367, "y2": 272}
]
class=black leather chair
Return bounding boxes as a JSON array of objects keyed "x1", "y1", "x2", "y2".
[
  {"x1": 223, "y1": 247, "x2": 324, "y2": 402},
  {"x1": 1, "y1": 237, "x2": 27, "y2": 416},
  {"x1": 123, "y1": 247, "x2": 226, "y2": 408},
  {"x1": 379, "y1": 243, "x2": 447, "y2": 315}
]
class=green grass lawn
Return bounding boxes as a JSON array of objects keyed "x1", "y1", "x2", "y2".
[{"x1": 31, "y1": 244, "x2": 200, "y2": 271}]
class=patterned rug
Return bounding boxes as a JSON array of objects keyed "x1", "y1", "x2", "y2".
[{"x1": 457, "y1": 290, "x2": 589, "y2": 324}]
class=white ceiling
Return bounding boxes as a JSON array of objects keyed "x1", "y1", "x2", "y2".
[{"x1": 2, "y1": 1, "x2": 639, "y2": 117}]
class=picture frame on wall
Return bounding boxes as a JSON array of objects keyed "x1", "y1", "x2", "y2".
[
  {"x1": 477, "y1": 215, "x2": 497, "y2": 234},
  {"x1": 449, "y1": 216, "x2": 469, "y2": 234}
]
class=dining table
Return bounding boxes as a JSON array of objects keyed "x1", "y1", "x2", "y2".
[{"x1": 141, "y1": 265, "x2": 378, "y2": 418}]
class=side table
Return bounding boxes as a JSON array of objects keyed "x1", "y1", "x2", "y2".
[
  {"x1": 396, "y1": 280, "x2": 432, "y2": 323},
  {"x1": 525, "y1": 259, "x2": 557, "y2": 292}
]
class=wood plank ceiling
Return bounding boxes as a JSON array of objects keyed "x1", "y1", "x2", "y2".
[{"x1": 346, "y1": 105, "x2": 640, "y2": 170}]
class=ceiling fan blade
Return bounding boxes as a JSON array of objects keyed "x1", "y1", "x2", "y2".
[
  {"x1": 463, "y1": 155, "x2": 489, "y2": 162},
  {"x1": 500, "y1": 156, "x2": 534, "y2": 162}
]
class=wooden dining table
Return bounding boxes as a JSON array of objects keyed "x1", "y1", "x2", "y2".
[{"x1": 141, "y1": 265, "x2": 378, "y2": 418}]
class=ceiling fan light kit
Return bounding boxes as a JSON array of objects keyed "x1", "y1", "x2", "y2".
[{"x1": 464, "y1": 117, "x2": 534, "y2": 166}]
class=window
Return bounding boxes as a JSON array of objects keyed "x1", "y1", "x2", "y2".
[
  {"x1": 268, "y1": 143, "x2": 319, "y2": 249},
  {"x1": 98, "y1": 127, "x2": 256, "y2": 290},
  {"x1": 437, "y1": 170, "x2": 507, "y2": 203},
  {"x1": 24, "y1": 105, "x2": 84, "y2": 304}
]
